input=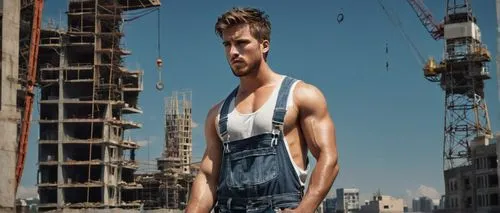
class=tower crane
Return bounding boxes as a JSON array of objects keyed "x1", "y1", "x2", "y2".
[
  {"x1": 406, "y1": 0, "x2": 492, "y2": 171},
  {"x1": 16, "y1": 0, "x2": 44, "y2": 191}
]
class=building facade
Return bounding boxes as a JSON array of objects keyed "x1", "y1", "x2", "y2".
[
  {"x1": 412, "y1": 196, "x2": 433, "y2": 212},
  {"x1": 359, "y1": 195, "x2": 404, "y2": 213},
  {"x1": 438, "y1": 136, "x2": 500, "y2": 213},
  {"x1": 36, "y1": 0, "x2": 160, "y2": 211},
  {"x1": 336, "y1": 188, "x2": 360, "y2": 213}
]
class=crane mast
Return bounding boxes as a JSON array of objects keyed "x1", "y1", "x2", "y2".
[
  {"x1": 16, "y1": 0, "x2": 44, "y2": 190},
  {"x1": 408, "y1": 0, "x2": 492, "y2": 170}
]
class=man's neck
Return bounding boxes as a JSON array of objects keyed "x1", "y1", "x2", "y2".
[{"x1": 238, "y1": 64, "x2": 281, "y2": 93}]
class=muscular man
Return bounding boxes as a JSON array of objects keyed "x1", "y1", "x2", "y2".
[{"x1": 186, "y1": 7, "x2": 339, "y2": 213}]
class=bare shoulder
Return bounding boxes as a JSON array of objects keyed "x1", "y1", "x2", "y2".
[
  {"x1": 293, "y1": 80, "x2": 329, "y2": 113},
  {"x1": 205, "y1": 100, "x2": 224, "y2": 128}
]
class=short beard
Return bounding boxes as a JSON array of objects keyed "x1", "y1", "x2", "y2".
[{"x1": 231, "y1": 60, "x2": 260, "y2": 77}]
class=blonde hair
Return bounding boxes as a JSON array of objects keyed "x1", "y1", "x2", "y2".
[{"x1": 215, "y1": 7, "x2": 271, "y2": 42}]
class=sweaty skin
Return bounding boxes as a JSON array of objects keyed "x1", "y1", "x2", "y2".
[{"x1": 186, "y1": 23, "x2": 339, "y2": 213}]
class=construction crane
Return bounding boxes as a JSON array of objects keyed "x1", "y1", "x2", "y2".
[
  {"x1": 16, "y1": 0, "x2": 44, "y2": 191},
  {"x1": 406, "y1": 0, "x2": 492, "y2": 171},
  {"x1": 406, "y1": 0, "x2": 444, "y2": 41}
]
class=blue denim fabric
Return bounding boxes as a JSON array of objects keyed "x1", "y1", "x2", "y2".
[{"x1": 216, "y1": 76, "x2": 304, "y2": 213}]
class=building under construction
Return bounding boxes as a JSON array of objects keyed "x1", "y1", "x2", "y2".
[
  {"x1": 436, "y1": 136, "x2": 500, "y2": 213},
  {"x1": 1, "y1": 0, "x2": 49, "y2": 211},
  {"x1": 36, "y1": 0, "x2": 160, "y2": 211},
  {"x1": 158, "y1": 90, "x2": 193, "y2": 175},
  {"x1": 135, "y1": 90, "x2": 197, "y2": 210}
]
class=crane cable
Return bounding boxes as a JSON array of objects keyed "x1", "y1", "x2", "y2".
[
  {"x1": 377, "y1": 0, "x2": 425, "y2": 66},
  {"x1": 386, "y1": 42, "x2": 389, "y2": 71},
  {"x1": 121, "y1": 5, "x2": 163, "y2": 90},
  {"x1": 156, "y1": 7, "x2": 164, "y2": 91},
  {"x1": 124, "y1": 7, "x2": 158, "y2": 22}
]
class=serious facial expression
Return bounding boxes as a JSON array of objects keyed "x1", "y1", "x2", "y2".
[{"x1": 222, "y1": 24, "x2": 269, "y2": 77}]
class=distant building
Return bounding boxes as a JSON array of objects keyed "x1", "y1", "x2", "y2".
[
  {"x1": 438, "y1": 195, "x2": 446, "y2": 209},
  {"x1": 324, "y1": 197, "x2": 337, "y2": 213},
  {"x1": 435, "y1": 136, "x2": 500, "y2": 213},
  {"x1": 15, "y1": 198, "x2": 39, "y2": 213},
  {"x1": 336, "y1": 188, "x2": 360, "y2": 213},
  {"x1": 317, "y1": 201, "x2": 324, "y2": 213},
  {"x1": 359, "y1": 194, "x2": 404, "y2": 213},
  {"x1": 412, "y1": 196, "x2": 433, "y2": 212},
  {"x1": 15, "y1": 199, "x2": 29, "y2": 213},
  {"x1": 190, "y1": 162, "x2": 201, "y2": 177}
]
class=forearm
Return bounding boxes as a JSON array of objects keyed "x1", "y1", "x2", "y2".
[
  {"x1": 296, "y1": 155, "x2": 339, "y2": 212},
  {"x1": 185, "y1": 173, "x2": 217, "y2": 213}
]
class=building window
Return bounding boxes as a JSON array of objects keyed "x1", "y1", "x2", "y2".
[
  {"x1": 488, "y1": 156, "x2": 497, "y2": 169},
  {"x1": 466, "y1": 197, "x2": 472, "y2": 208},
  {"x1": 478, "y1": 195, "x2": 483, "y2": 207},
  {"x1": 489, "y1": 174, "x2": 498, "y2": 188},
  {"x1": 464, "y1": 178, "x2": 470, "y2": 190}
]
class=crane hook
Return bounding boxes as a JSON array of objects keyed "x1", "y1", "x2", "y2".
[
  {"x1": 337, "y1": 8, "x2": 344, "y2": 24},
  {"x1": 156, "y1": 81, "x2": 164, "y2": 91}
]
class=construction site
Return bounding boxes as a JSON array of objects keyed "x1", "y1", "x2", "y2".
[
  {"x1": 0, "y1": 0, "x2": 197, "y2": 212},
  {"x1": 406, "y1": 0, "x2": 499, "y2": 212},
  {"x1": 35, "y1": 0, "x2": 158, "y2": 210},
  {"x1": 134, "y1": 90, "x2": 199, "y2": 210},
  {"x1": 35, "y1": 0, "x2": 199, "y2": 211},
  {"x1": 1, "y1": 0, "x2": 500, "y2": 213}
]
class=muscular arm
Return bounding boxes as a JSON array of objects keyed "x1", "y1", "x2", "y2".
[
  {"x1": 186, "y1": 104, "x2": 223, "y2": 213},
  {"x1": 295, "y1": 83, "x2": 339, "y2": 213}
]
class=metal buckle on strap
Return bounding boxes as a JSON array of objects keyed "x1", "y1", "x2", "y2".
[
  {"x1": 223, "y1": 142, "x2": 230, "y2": 153},
  {"x1": 271, "y1": 127, "x2": 281, "y2": 146},
  {"x1": 226, "y1": 198, "x2": 232, "y2": 210}
]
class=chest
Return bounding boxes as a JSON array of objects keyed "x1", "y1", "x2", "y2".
[
  {"x1": 225, "y1": 89, "x2": 298, "y2": 139},
  {"x1": 233, "y1": 87, "x2": 275, "y2": 114}
]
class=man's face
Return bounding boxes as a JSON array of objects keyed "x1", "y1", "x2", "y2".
[{"x1": 222, "y1": 24, "x2": 269, "y2": 77}]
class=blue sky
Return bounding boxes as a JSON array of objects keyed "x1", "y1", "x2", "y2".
[{"x1": 20, "y1": 0, "x2": 500, "y2": 204}]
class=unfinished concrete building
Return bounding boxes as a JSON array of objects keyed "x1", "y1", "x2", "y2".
[
  {"x1": 132, "y1": 90, "x2": 194, "y2": 210},
  {"x1": 1, "y1": 0, "x2": 42, "y2": 211},
  {"x1": 158, "y1": 90, "x2": 193, "y2": 173},
  {"x1": 157, "y1": 90, "x2": 193, "y2": 209},
  {"x1": 36, "y1": 0, "x2": 160, "y2": 211},
  {"x1": 0, "y1": 0, "x2": 21, "y2": 211},
  {"x1": 134, "y1": 173, "x2": 163, "y2": 208},
  {"x1": 134, "y1": 171, "x2": 193, "y2": 210},
  {"x1": 437, "y1": 136, "x2": 500, "y2": 213}
]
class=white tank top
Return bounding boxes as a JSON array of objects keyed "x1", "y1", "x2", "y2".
[{"x1": 215, "y1": 75, "x2": 308, "y2": 185}]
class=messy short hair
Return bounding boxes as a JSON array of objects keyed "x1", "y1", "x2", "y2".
[{"x1": 215, "y1": 7, "x2": 271, "y2": 42}]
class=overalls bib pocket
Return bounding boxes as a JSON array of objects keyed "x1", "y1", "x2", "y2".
[{"x1": 227, "y1": 146, "x2": 278, "y2": 188}]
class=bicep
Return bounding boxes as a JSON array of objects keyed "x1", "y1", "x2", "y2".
[
  {"x1": 297, "y1": 84, "x2": 337, "y2": 159},
  {"x1": 199, "y1": 105, "x2": 223, "y2": 182}
]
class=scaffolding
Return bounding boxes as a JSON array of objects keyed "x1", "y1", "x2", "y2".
[
  {"x1": 162, "y1": 90, "x2": 192, "y2": 173},
  {"x1": 36, "y1": 0, "x2": 159, "y2": 211},
  {"x1": 151, "y1": 90, "x2": 193, "y2": 209}
]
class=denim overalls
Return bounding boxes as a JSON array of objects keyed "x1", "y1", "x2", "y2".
[{"x1": 216, "y1": 76, "x2": 305, "y2": 212}]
